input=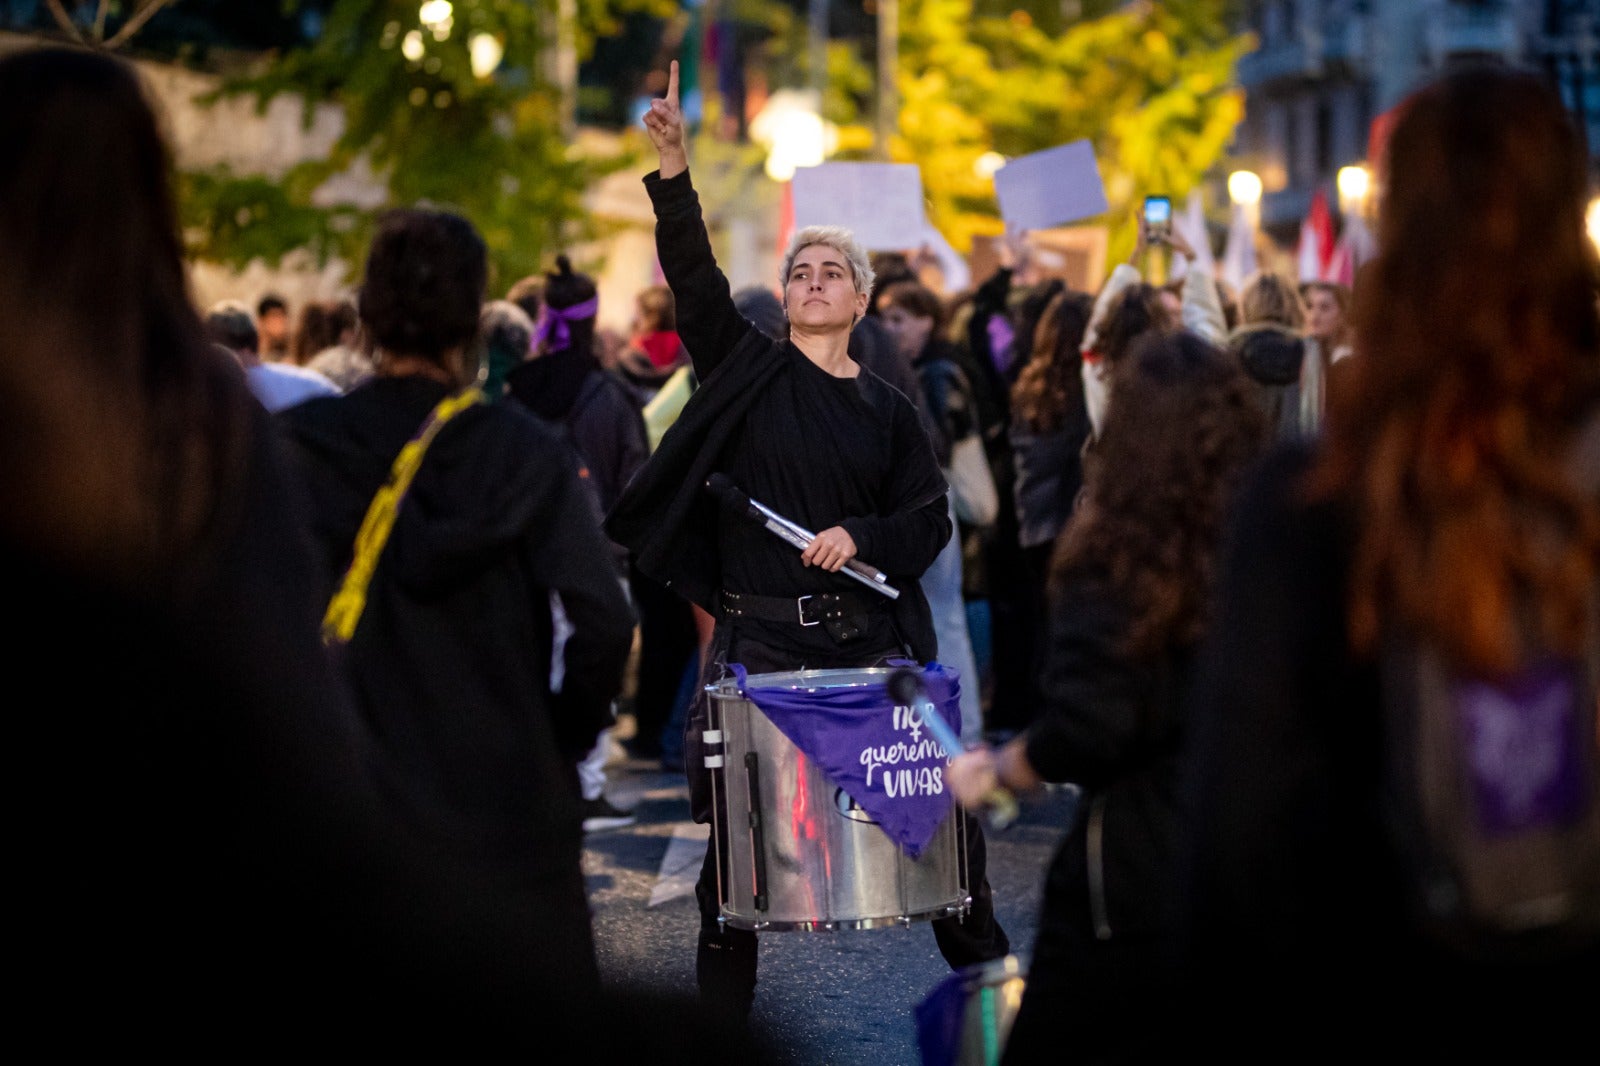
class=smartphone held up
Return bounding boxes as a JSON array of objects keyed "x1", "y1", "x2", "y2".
[{"x1": 1142, "y1": 195, "x2": 1172, "y2": 242}]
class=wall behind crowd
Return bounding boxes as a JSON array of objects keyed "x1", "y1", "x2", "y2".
[{"x1": 0, "y1": 31, "x2": 694, "y2": 330}]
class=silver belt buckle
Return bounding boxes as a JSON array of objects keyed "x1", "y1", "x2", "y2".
[{"x1": 797, "y1": 594, "x2": 819, "y2": 626}]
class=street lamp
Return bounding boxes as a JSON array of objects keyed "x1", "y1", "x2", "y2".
[
  {"x1": 973, "y1": 152, "x2": 1005, "y2": 180},
  {"x1": 1228, "y1": 169, "x2": 1262, "y2": 227},
  {"x1": 1337, "y1": 164, "x2": 1371, "y2": 218},
  {"x1": 750, "y1": 90, "x2": 833, "y2": 183}
]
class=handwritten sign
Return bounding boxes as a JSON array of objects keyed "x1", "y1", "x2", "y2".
[
  {"x1": 993, "y1": 139, "x2": 1109, "y2": 231},
  {"x1": 729, "y1": 662, "x2": 960, "y2": 857},
  {"x1": 791, "y1": 163, "x2": 926, "y2": 251}
]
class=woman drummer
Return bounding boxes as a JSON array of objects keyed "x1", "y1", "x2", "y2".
[{"x1": 606, "y1": 61, "x2": 1012, "y2": 1023}]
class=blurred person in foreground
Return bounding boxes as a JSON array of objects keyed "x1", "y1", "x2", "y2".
[
  {"x1": 948, "y1": 331, "x2": 1265, "y2": 1065},
  {"x1": 1177, "y1": 65, "x2": 1600, "y2": 1056},
  {"x1": 0, "y1": 45, "x2": 615, "y2": 1054},
  {"x1": 279, "y1": 204, "x2": 637, "y2": 883},
  {"x1": 608, "y1": 61, "x2": 1009, "y2": 1024}
]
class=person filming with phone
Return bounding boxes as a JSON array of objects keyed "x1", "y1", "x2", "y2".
[{"x1": 1076, "y1": 197, "x2": 1227, "y2": 448}]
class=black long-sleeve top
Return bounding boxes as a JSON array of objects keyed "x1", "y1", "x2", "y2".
[{"x1": 1025, "y1": 568, "x2": 1195, "y2": 942}]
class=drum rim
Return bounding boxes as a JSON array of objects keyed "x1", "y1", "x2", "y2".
[
  {"x1": 719, "y1": 896, "x2": 970, "y2": 932},
  {"x1": 706, "y1": 665, "x2": 901, "y2": 696}
]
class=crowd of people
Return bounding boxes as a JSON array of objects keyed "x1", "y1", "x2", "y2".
[{"x1": 5, "y1": 42, "x2": 1596, "y2": 1062}]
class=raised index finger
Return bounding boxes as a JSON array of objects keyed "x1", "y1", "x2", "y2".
[{"x1": 665, "y1": 60, "x2": 679, "y2": 109}]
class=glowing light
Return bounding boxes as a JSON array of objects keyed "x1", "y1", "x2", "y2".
[
  {"x1": 1587, "y1": 197, "x2": 1600, "y2": 253},
  {"x1": 1337, "y1": 164, "x2": 1371, "y2": 209},
  {"x1": 750, "y1": 90, "x2": 831, "y2": 184},
  {"x1": 418, "y1": 1, "x2": 452, "y2": 39},
  {"x1": 401, "y1": 30, "x2": 424, "y2": 61},
  {"x1": 1227, "y1": 169, "x2": 1262, "y2": 207},
  {"x1": 418, "y1": 1, "x2": 452, "y2": 28},
  {"x1": 469, "y1": 33, "x2": 503, "y2": 79},
  {"x1": 974, "y1": 151, "x2": 1006, "y2": 180}
]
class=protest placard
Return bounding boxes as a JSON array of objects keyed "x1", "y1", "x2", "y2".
[
  {"x1": 993, "y1": 140, "x2": 1110, "y2": 231},
  {"x1": 791, "y1": 162, "x2": 926, "y2": 250}
]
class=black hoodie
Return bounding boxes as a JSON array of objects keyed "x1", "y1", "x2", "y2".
[{"x1": 277, "y1": 375, "x2": 634, "y2": 878}]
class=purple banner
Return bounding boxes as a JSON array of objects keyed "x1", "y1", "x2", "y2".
[{"x1": 730, "y1": 662, "x2": 962, "y2": 859}]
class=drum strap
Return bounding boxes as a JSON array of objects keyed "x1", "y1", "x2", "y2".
[{"x1": 321, "y1": 387, "x2": 485, "y2": 646}]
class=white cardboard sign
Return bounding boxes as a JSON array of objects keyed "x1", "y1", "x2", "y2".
[
  {"x1": 791, "y1": 163, "x2": 926, "y2": 250},
  {"x1": 993, "y1": 140, "x2": 1110, "y2": 231}
]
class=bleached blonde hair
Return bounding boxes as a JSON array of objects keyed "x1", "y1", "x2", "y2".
[{"x1": 779, "y1": 225, "x2": 875, "y2": 298}]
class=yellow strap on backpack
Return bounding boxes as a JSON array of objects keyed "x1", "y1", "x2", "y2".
[{"x1": 321, "y1": 387, "x2": 485, "y2": 646}]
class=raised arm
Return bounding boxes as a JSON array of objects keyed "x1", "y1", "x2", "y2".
[
  {"x1": 640, "y1": 61, "x2": 752, "y2": 379},
  {"x1": 1164, "y1": 225, "x2": 1227, "y2": 347}
]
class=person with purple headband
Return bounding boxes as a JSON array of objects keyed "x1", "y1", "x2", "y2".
[{"x1": 535, "y1": 293, "x2": 600, "y2": 355}]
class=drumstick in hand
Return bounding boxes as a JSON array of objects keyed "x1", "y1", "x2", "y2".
[{"x1": 887, "y1": 668, "x2": 1019, "y2": 831}]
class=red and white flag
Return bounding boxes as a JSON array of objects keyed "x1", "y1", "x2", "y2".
[
  {"x1": 1325, "y1": 209, "x2": 1376, "y2": 286},
  {"x1": 1297, "y1": 187, "x2": 1337, "y2": 283}
]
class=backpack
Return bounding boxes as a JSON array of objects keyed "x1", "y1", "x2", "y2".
[{"x1": 1378, "y1": 415, "x2": 1600, "y2": 963}]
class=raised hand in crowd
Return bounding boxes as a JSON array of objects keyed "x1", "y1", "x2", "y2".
[{"x1": 642, "y1": 59, "x2": 687, "y2": 178}]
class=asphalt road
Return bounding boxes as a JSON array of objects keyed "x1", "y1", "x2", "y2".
[{"x1": 582, "y1": 751, "x2": 1079, "y2": 1065}]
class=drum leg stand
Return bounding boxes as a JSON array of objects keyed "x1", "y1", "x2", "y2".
[
  {"x1": 703, "y1": 684, "x2": 729, "y2": 933},
  {"x1": 956, "y1": 804, "x2": 974, "y2": 920}
]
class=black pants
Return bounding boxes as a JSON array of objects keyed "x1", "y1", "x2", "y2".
[
  {"x1": 689, "y1": 624, "x2": 1011, "y2": 1020},
  {"x1": 628, "y1": 562, "x2": 699, "y2": 757}
]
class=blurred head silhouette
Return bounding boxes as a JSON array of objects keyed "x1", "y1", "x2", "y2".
[
  {"x1": 1320, "y1": 64, "x2": 1600, "y2": 673},
  {"x1": 0, "y1": 46, "x2": 248, "y2": 585}
]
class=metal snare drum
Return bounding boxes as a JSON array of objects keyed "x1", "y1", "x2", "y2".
[{"x1": 705, "y1": 667, "x2": 969, "y2": 932}]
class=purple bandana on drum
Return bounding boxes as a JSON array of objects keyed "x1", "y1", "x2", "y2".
[
  {"x1": 1454, "y1": 659, "x2": 1588, "y2": 835},
  {"x1": 729, "y1": 661, "x2": 962, "y2": 859}
]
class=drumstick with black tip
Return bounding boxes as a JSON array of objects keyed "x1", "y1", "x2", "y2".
[
  {"x1": 887, "y1": 667, "x2": 1019, "y2": 832},
  {"x1": 704, "y1": 474, "x2": 900, "y2": 600}
]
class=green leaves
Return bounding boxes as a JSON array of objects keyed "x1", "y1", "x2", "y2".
[
  {"x1": 182, "y1": 0, "x2": 647, "y2": 286},
  {"x1": 842, "y1": 0, "x2": 1247, "y2": 258}
]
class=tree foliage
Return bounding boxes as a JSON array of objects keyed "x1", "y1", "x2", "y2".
[
  {"x1": 831, "y1": 0, "x2": 1249, "y2": 259},
  {"x1": 180, "y1": 0, "x2": 670, "y2": 288}
]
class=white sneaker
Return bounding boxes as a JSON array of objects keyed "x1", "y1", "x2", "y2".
[{"x1": 581, "y1": 797, "x2": 637, "y2": 833}]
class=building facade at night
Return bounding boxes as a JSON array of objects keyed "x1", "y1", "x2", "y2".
[{"x1": 1234, "y1": 0, "x2": 1598, "y2": 242}]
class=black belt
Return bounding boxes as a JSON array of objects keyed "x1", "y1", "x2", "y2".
[{"x1": 719, "y1": 588, "x2": 886, "y2": 641}]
